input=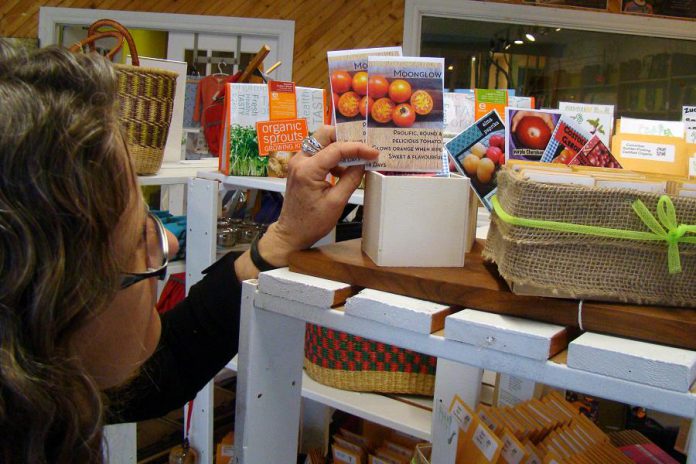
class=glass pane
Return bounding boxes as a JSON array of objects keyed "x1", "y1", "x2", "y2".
[
  {"x1": 421, "y1": 16, "x2": 696, "y2": 120},
  {"x1": 211, "y1": 50, "x2": 236, "y2": 75}
]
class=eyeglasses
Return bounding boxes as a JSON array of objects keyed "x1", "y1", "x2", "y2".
[{"x1": 120, "y1": 211, "x2": 169, "y2": 290}]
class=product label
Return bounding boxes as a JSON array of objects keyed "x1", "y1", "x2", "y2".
[
  {"x1": 620, "y1": 141, "x2": 676, "y2": 163},
  {"x1": 497, "y1": 374, "x2": 537, "y2": 407},
  {"x1": 505, "y1": 108, "x2": 562, "y2": 161},
  {"x1": 690, "y1": 156, "x2": 696, "y2": 177},
  {"x1": 475, "y1": 89, "x2": 508, "y2": 122},
  {"x1": 684, "y1": 106, "x2": 696, "y2": 144},
  {"x1": 478, "y1": 410, "x2": 498, "y2": 432},
  {"x1": 268, "y1": 80, "x2": 297, "y2": 120},
  {"x1": 444, "y1": 92, "x2": 475, "y2": 136},
  {"x1": 472, "y1": 424, "x2": 500, "y2": 462},
  {"x1": 450, "y1": 396, "x2": 475, "y2": 432},
  {"x1": 620, "y1": 117, "x2": 684, "y2": 138},
  {"x1": 541, "y1": 115, "x2": 591, "y2": 164},
  {"x1": 255, "y1": 118, "x2": 307, "y2": 156},
  {"x1": 366, "y1": 56, "x2": 444, "y2": 172},
  {"x1": 559, "y1": 102, "x2": 614, "y2": 147},
  {"x1": 501, "y1": 431, "x2": 526, "y2": 464},
  {"x1": 333, "y1": 446, "x2": 359, "y2": 464}
]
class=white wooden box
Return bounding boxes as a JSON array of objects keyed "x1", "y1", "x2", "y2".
[{"x1": 362, "y1": 171, "x2": 470, "y2": 267}]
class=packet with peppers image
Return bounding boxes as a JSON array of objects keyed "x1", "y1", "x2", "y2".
[
  {"x1": 366, "y1": 55, "x2": 444, "y2": 172},
  {"x1": 540, "y1": 114, "x2": 591, "y2": 164}
]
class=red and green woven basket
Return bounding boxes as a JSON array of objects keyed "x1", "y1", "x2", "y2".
[{"x1": 304, "y1": 323, "x2": 436, "y2": 395}]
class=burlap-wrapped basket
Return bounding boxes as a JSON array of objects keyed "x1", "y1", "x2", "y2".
[
  {"x1": 483, "y1": 168, "x2": 696, "y2": 307},
  {"x1": 304, "y1": 323, "x2": 436, "y2": 395}
]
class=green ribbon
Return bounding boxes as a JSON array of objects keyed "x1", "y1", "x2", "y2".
[{"x1": 490, "y1": 194, "x2": 696, "y2": 274}]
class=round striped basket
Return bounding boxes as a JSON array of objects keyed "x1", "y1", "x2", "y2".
[{"x1": 304, "y1": 323, "x2": 436, "y2": 395}]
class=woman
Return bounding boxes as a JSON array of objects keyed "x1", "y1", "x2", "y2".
[{"x1": 0, "y1": 41, "x2": 377, "y2": 463}]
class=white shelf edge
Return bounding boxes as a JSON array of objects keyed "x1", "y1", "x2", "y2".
[
  {"x1": 197, "y1": 170, "x2": 364, "y2": 206},
  {"x1": 225, "y1": 355, "x2": 431, "y2": 441},
  {"x1": 138, "y1": 159, "x2": 218, "y2": 186},
  {"x1": 254, "y1": 289, "x2": 696, "y2": 420}
]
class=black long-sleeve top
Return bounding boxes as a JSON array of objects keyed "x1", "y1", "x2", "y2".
[{"x1": 106, "y1": 252, "x2": 242, "y2": 423}]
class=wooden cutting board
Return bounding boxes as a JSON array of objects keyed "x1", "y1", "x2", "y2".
[{"x1": 288, "y1": 239, "x2": 696, "y2": 350}]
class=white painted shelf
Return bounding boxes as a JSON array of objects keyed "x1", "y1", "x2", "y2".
[
  {"x1": 197, "y1": 171, "x2": 364, "y2": 206},
  {"x1": 225, "y1": 356, "x2": 432, "y2": 441},
  {"x1": 138, "y1": 159, "x2": 218, "y2": 186},
  {"x1": 254, "y1": 289, "x2": 696, "y2": 420}
]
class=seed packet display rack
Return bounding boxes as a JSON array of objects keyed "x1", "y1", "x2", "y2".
[{"x1": 186, "y1": 172, "x2": 696, "y2": 464}]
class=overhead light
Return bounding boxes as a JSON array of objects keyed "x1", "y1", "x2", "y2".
[
  {"x1": 514, "y1": 39, "x2": 524, "y2": 45},
  {"x1": 505, "y1": 43, "x2": 511, "y2": 50},
  {"x1": 525, "y1": 33, "x2": 536, "y2": 42},
  {"x1": 471, "y1": 56, "x2": 476, "y2": 62},
  {"x1": 447, "y1": 65, "x2": 454, "y2": 71},
  {"x1": 555, "y1": 28, "x2": 562, "y2": 31}
]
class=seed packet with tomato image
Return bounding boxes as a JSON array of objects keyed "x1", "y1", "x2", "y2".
[
  {"x1": 569, "y1": 135, "x2": 622, "y2": 169},
  {"x1": 446, "y1": 110, "x2": 505, "y2": 211},
  {"x1": 540, "y1": 114, "x2": 591, "y2": 164},
  {"x1": 505, "y1": 108, "x2": 561, "y2": 162},
  {"x1": 327, "y1": 47, "x2": 402, "y2": 166},
  {"x1": 365, "y1": 55, "x2": 445, "y2": 172}
]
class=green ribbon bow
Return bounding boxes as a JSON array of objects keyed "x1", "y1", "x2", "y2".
[{"x1": 490, "y1": 194, "x2": 696, "y2": 274}]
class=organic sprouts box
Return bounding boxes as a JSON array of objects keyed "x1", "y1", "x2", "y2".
[
  {"x1": 366, "y1": 56, "x2": 445, "y2": 172},
  {"x1": 219, "y1": 83, "x2": 326, "y2": 176}
]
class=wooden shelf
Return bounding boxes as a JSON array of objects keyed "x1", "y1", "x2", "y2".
[{"x1": 288, "y1": 239, "x2": 696, "y2": 351}]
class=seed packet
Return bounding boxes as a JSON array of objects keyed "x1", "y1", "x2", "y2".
[
  {"x1": 558, "y1": 102, "x2": 615, "y2": 147},
  {"x1": 219, "y1": 83, "x2": 326, "y2": 176},
  {"x1": 446, "y1": 110, "x2": 505, "y2": 211},
  {"x1": 540, "y1": 114, "x2": 591, "y2": 164},
  {"x1": 505, "y1": 108, "x2": 562, "y2": 161},
  {"x1": 366, "y1": 56, "x2": 445, "y2": 172},
  {"x1": 327, "y1": 47, "x2": 402, "y2": 165},
  {"x1": 569, "y1": 135, "x2": 622, "y2": 169}
]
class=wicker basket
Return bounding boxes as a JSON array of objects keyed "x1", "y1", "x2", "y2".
[
  {"x1": 71, "y1": 19, "x2": 177, "y2": 175},
  {"x1": 304, "y1": 323, "x2": 436, "y2": 395}
]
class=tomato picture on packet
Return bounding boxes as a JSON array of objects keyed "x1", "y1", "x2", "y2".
[
  {"x1": 366, "y1": 56, "x2": 445, "y2": 172},
  {"x1": 364, "y1": 74, "x2": 443, "y2": 129},
  {"x1": 327, "y1": 47, "x2": 402, "y2": 167}
]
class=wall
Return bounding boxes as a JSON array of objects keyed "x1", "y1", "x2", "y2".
[{"x1": 0, "y1": 0, "x2": 405, "y2": 88}]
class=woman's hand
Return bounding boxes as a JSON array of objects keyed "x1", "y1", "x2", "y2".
[{"x1": 235, "y1": 125, "x2": 378, "y2": 280}]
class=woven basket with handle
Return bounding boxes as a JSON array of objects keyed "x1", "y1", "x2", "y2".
[
  {"x1": 71, "y1": 19, "x2": 177, "y2": 175},
  {"x1": 304, "y1": 323, "x2": 436, "y2": 395}
]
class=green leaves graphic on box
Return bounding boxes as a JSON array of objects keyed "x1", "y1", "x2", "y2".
[{"x1": 230, "y1": 124, "x2": 267, "y2": 176}]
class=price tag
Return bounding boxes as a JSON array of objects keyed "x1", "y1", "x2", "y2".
[
  {"x1": 449, "y1": 395, "x2": 475, "y2": 432},
  {"x1": 472, "y1": 424, "x2": 500, "y2": 462}
]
